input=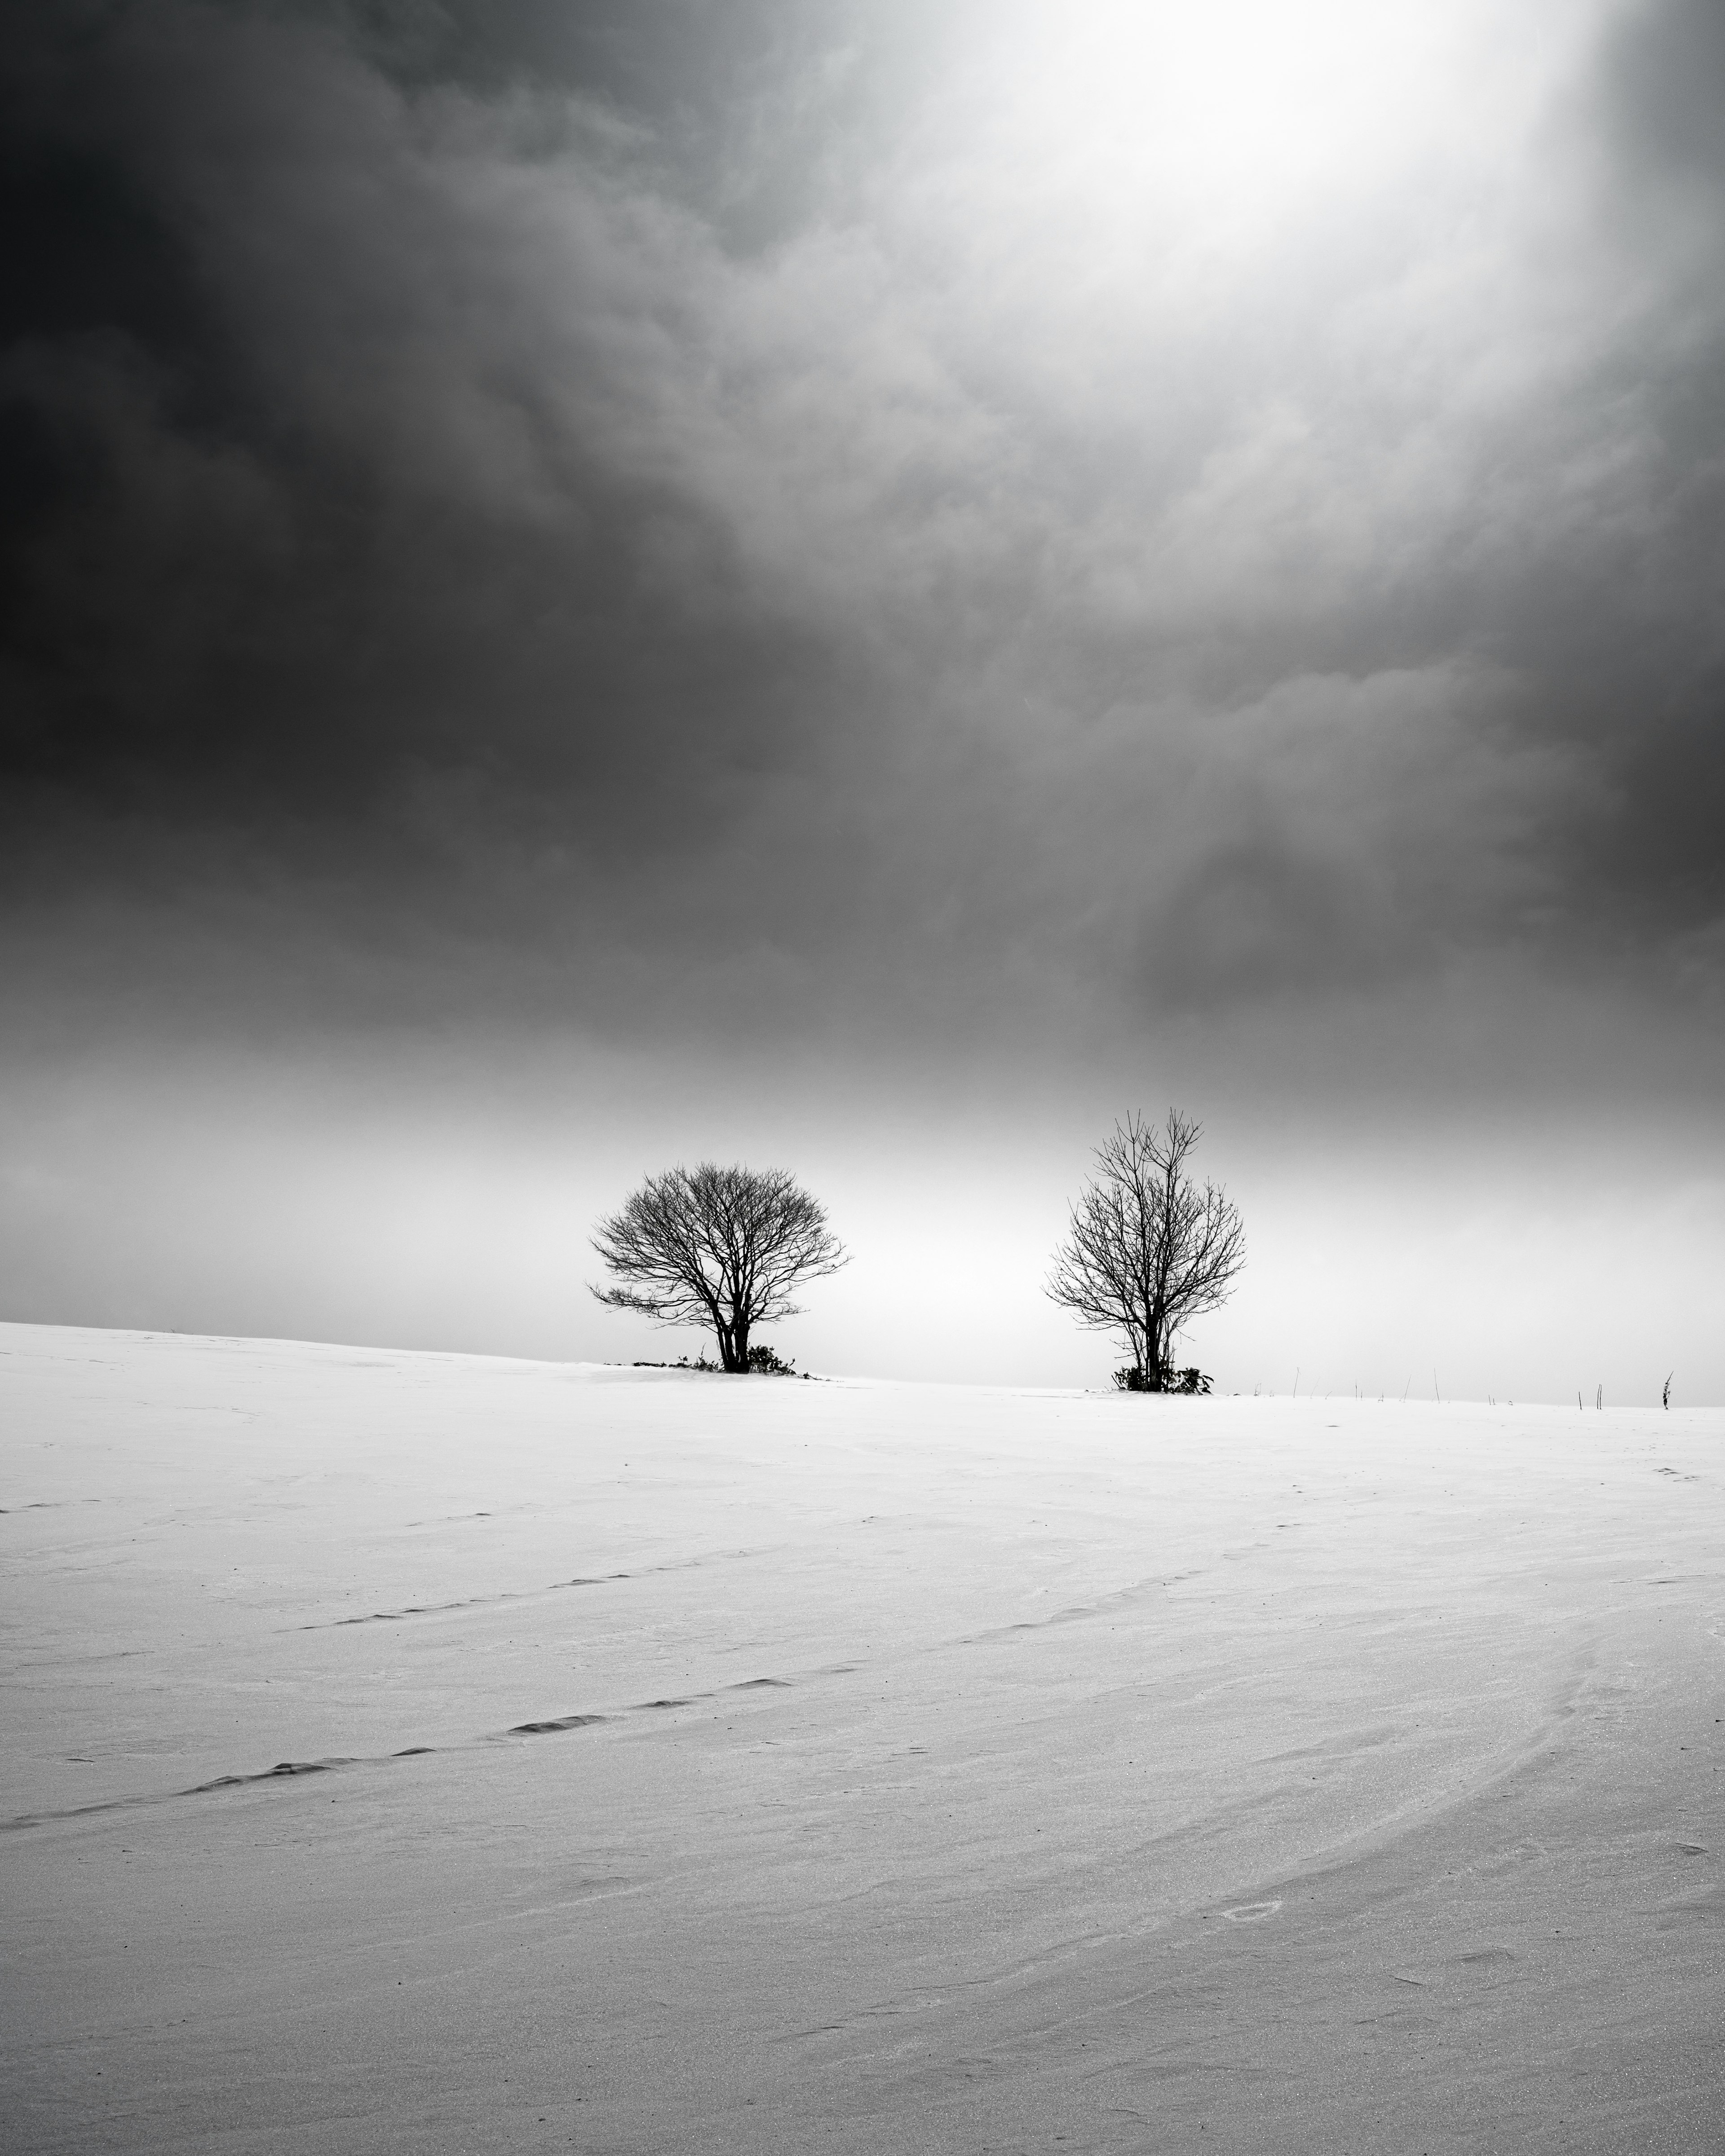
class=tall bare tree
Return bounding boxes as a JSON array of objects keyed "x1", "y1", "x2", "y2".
[
  {"x1": 590, "y1": 1163, "x2": 848, "y2": 1372},
  {"x1": 1047, "y1": 1110, "x2": 1245, "y2": 1391}
]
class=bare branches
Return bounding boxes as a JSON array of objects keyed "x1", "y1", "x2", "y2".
[
  {"x1": 590, "y1": 1163, "x2": 848, "y2": 1372},
  {"x1": 1047, "y1": 1109, "x2": 1245, "y2": 1391}
]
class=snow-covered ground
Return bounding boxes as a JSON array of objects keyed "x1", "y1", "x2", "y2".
[{"x1": 3, "y1": 1322, "x2": 1721, "y2": 2153}]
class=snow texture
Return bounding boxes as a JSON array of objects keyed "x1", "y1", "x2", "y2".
[{"x1": 3, "y1": 1323, "x2": 1722, "y2": 2152}]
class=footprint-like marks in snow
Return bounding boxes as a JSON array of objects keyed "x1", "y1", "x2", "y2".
[
  {"x1": 197, "y1": 1757, "x2": 354, "y2": 1789},
  {"x1": 9, "y1": 1655, "x2": 811, "y2": 1826},
  {"x1": 506, "y1": 1674, "x2": 796, "y2": 1739},
  {"x1": 3, "y1": 1744, "x2": 443, "y2": 1832},
  {"x1": 966, "y1": 1573, "x2": 1196, "y2": 1648},
  {"x1": 293, "y1": 1546, "x2": 775, "y2": 1632},
  {"x1": 303, "y1": 1576, "x2": 624, "y2": 1630}
]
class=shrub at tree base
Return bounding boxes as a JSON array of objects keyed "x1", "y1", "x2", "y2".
[
  {"x1": 630, "y1": 1344, "x2": 807, "y2": 1378},
  {"x1": 1114, "y1": 1364, "x2": 1213, "y2": 1395}
]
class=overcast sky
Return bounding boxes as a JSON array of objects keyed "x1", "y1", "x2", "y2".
[{"x1": 3, "y1": 0, "x2": 1722, "y2": 1398}]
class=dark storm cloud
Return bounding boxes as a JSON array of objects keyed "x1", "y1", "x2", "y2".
[
  {"x1": 1584, "y1": 0, "x2": 1725, "y2": 953},
  {"x1": 3, "y1": 0, "x2": 1723, "y2": 1045},
  {"x1": 1, "y1": 4, "x2": 840, "y2": 814}
]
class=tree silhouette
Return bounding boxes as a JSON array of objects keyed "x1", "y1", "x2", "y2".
[
  {"x1": 591, "y1": 1163, "x2": 848, "y2": 1373},
  {"x1": 1047, "y1": 1110, "x2": 1245, "y2": 1392}
]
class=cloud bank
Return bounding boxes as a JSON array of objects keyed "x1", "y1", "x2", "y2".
[{"x1": 5, "y1": 0, "x2": 1722, "y2": 1053}]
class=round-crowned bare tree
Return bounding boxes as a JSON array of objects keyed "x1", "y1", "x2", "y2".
[
  {"x1": 590, "y1": 1163, "x2": 848, "y2": 1373},
  {"x1": 1047, "y1": 1110, "x2": 1246, "y2": 1392}
]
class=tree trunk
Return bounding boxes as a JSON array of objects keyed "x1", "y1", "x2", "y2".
[{"x1": 1144, "y1": 1304, "x2": 1168, "y2": 1390}]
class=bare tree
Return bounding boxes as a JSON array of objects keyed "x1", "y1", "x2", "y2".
[
  {"x1": 590, "y1": 1163, "x2": 848, "y2": 1373},
  {"x1": 1047, "y1": 1110, "x2": 1245, "y2": 1392}
]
